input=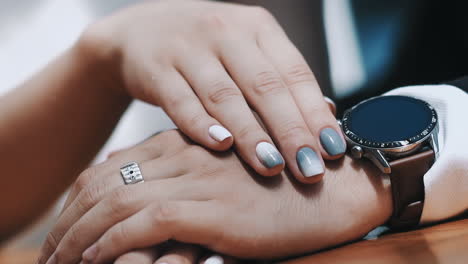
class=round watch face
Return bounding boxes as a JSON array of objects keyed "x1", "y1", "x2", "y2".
[{"x1": 341, "y1": 95, "x2": 437, "y2": 148}]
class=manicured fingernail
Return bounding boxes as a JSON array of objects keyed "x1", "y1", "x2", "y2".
[
  {"x1": 82, "y1": 245, "x2": 98, "y2": 262},
  {"x1": 320, "y1": 128, "x2": 346, "y2": 156},
  {"x1": 297, "y1": 147, "x2": 324, "y2": 177},
  {"x1": 205, "y1": 255, "x2": 224, "y2": 264},
  {"x1": 45, "y1": 255, "x2": 57, "y2": 264},
  {"x1": 256, "y1": 142, "x2": 284, "y2": 168},
  {"x1": 209, "y1": 125, "x2": 232, "y2": 142}
]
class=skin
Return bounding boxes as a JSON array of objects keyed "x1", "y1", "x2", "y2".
[
  {"x1": 0, "y1": 0, "x2": 347, "y2": 262},
  {"x1": 0, "y1": 38, "x2": 130, "y2": 242},
  {"x1": 39, "y1": 130, "x2": 392, "y2": 264},
  {"x1": 113, "y1": 245, "x2": 240, "y2": 264},
  {"x1": 0, "y1": 0, "x2": 340, "y2": 241},
  {"x1": 83, "y1": 0, "x2": 345, "y2": 182}
]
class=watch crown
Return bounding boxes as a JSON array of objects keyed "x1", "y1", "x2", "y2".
[{"x1": 351, "y1": 146, "x2": 363, "y2": 159}]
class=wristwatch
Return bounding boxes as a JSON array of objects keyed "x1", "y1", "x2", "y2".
[{"x1": 339, "y1": 95, "x2": 439, "y2": 229}]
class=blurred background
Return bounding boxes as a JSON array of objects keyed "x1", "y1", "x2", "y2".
[{"x1": 1, "y1": 0, "x2": 467, "y2": 254}]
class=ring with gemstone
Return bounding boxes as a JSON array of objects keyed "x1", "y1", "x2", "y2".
[{"x1": 120, "y1": 162, "x2": 144, "y2": 185}]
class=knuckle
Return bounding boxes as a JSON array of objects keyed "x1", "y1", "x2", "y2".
[
  {"x1": 252, "y1": 71, "x2": 285, "y2": 97},
  {"x1": 304, "y1": 104, "x2": 331, "y2": 122},
  {"x1": 53, "y1": 229, "x2": 81, "y2": 261},
  {"x1": 246, "y1": 6, "x2": 278, "y2": 32},
  {"x1": 277, "y1": 120, "x2": 309, "y2": 141},
  {"x1": 99, "y1": 187, "x2": 135, "y2": 220},
  {"x1": 75, "y1": 167, "x2": 97, "y2": 191},
  {"x1": 207, "y1": 82, "x2": 242, "y2": 105},
  {"x1": 188, "y1": 112, "x2": 205, "y2": 128},
  {"x1": 237, "y1": 125, "x2": 263, "y2": 143},
  {"x1": 78, "y1": 183, "x2": 105, "y2": 211},
  {"x1": 283, "y1": 64, "x2": 316, "y2": 87},
  {"x1": 164, "y1": 95, "x2": 191, "y2": 112},
  {"x1": 150, "y1": 202, "x2": 179, "y2": 227},
  {"x1": 110, "y1": 223, "x2": 129, "y2": 245},
  {"x1": 148, "y1": 129, "x2": 190, "y2": 154},
  {"x1": 198, "y1": 12, "x2": 228, "y2": 31},
  {"x1": 64, "y1": 226, "x2": 81, "y2": 248},
  {"x1": 43, "y1": 232, "x2": 59, "y2": 252},
  {"x1": 109, "y1": 187, "x2": 133, "y2": 210},
  {"x1": 107, "y1": 149, "x2": 125, "y2": 159},
  {"x1": 248, "y1": 6, "x2": 274, "y2": 21},
  {"x1": 185, "y1": 112, "x2": 207, "y2": 131}
]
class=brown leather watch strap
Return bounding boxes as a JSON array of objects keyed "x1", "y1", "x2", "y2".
[{"x1": 387, "y1": 149, "x2": 435, "y2": 229}]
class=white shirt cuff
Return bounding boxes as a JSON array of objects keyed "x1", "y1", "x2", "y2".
[{"x1": 384, "y1": 84, "x2": 468, "y2": 224}]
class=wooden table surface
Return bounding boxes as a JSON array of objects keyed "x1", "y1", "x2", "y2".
[{"x1": 2, "y1": 218, "x2": 468, "y2": 264}]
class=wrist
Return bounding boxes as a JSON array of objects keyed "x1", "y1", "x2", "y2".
[
  {"x1": 345, "y1": 156, "x2": 393, "y2": 226},
  {"x1": 74, "y1": 22, "x2": 127, "y2": 98},
  {"x1": 350, "y1": 158, "x2": 393, "y2": 228},
  {"x1": 320, "y1": 156, "x2": 393, "y2": 242}
]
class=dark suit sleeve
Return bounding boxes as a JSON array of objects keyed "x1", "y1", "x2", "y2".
[{"x1": 447, "y1": 77, "x2": 468, "y2": 93}]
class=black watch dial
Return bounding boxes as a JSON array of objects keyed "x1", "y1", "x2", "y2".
[{"x1": 341, "y1": 95, "x2": 437, "y2": 148}]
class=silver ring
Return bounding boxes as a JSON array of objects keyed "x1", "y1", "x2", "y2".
[{"x1": 120, "y1": 162, "x2": 144, "y2": 185}]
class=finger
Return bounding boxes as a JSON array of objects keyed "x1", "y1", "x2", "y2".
[
  {"x1": 39, "y1": 148, "x2": 189, "y2": 264},
  {"x1": 61, "y1": 129, "x2": 185, "y2": 214},
  {"x1": 114, "y1": 248, "x2": 159, "y2": 264},
  {"x1": 200, "y1": 254, "x2": 239, "y2": 264},
  {"x1": 38, "y1": 130, "x2": 193, "y2": 264},
  {"x1": 82, "y1": 200, "x2": 225, "y2": 264},
  {"x1": 220, "y1": 41, "x2": 324, "y2": 183},
  {"x1": 64, "y1": 128, "x2": 189, "y2": 217},
  {"x1": 38, "y1": 142, "x2": 167, "y2": 264},
  {"x1": 175, "y1": 53, "x2": 284, "y2": 176},
  {"x1": 154, "y1": 69, "x2": 233, "y2": 151},
  {"x1": 257, "y1": 27, "x2": 346, "y2": 160},
  {"x1": 48, "y1": 178, "x2": 213, "y2": 264},
  {"x1": 155, "y1": 244, "x2": 203, "y2": 264}
]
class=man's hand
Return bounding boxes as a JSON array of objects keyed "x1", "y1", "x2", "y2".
[{"x1": 38, "y1": 130, "x2": 392, "y2": 264}]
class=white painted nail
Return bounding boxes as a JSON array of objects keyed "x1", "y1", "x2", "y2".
[
  {"x1": 209, "y1": 125, "x2": 232, "y2": 142},
  {"x1": 204, "y1": 255, "x2": 224, "y2": 264},
  {"x1": 256, "y1": 142, "x2": 284, "y2": 168}
]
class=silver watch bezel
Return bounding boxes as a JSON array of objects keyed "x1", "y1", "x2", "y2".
[{"x1": 339, "y1": 95, "x2": 439, "y2": 174}]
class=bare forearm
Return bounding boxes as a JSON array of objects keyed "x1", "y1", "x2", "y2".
[{"x1": 0, "y1": 41, "x2": 130, "y2": 240}]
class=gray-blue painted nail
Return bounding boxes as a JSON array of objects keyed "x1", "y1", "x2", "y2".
[
  {"x1": 320, "y1": 128, "x2": 346, "y2": 156},
  {"x1": 296, "y1": 147, "x2": 324, "y2": 177},
  {"x1": 256, "y1": 142, "x2": 284, "y2": 168}
]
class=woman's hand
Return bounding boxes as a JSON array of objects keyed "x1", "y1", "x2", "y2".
[
  {"x1": 38, "y1": 130, "x2": 391, "y2": 264},
  {"x1": 81, "y1": 0, "x2": 345, "y2": 183}
]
